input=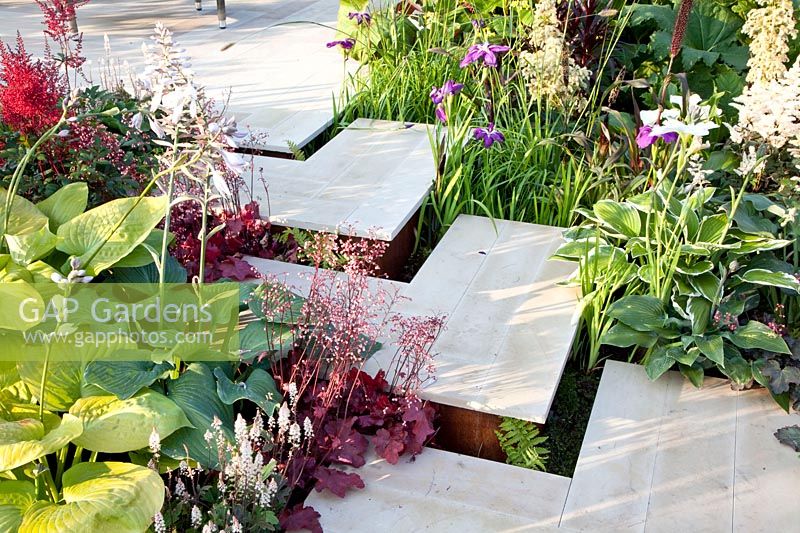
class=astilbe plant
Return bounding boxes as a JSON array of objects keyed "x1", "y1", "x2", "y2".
[{"x1": 0, "y1": 35, "x2": 65, "y2": 138}]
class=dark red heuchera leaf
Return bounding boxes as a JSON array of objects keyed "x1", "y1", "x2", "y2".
[
  {"x1": 321, "y1": 417, "x2": 368, "y2": 467},
  {"x1": 279, "y1": 504, "x2": 322, "y2": 533},
  {"x1": 374, "y1": 426, "x2": 406, "y2": 464},
  {"x1": 218, "y1": 257, "x2": 256, "y2": 280},
  {"x1": 401, "y1": 398, "x2": 436, "y2": 456},
  {"x1": 313, "y1": 466, "x2": 365, "y2": 498}
]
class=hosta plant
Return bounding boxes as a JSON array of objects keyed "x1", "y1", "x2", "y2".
[{"x1": 554, "y1": 182, "x2": 799, "y2": 394}]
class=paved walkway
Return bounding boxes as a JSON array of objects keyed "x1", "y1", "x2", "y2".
[{"x1": 3, "y1": 0, "x2": 354, "y2": 152}]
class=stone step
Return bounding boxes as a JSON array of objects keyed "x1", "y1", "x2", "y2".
[
  {"x1": 304, "y1": 446, "x2": 573, "y2": 532},
  {"x1": 245, "y1": 118, "x2": 436, "y2": 240},
  {"x1": 561, "y1": 360, "x2": 800, "y2": 532},
  {"x1": 246, "y1": 213, "x2": 579, "y2": 423}
]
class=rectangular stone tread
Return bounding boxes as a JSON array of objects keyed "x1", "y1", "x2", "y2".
[
  {"x1": 305, "y1": 446, "x2": 572, "y2": 532},
  {"x1": 560, "y1": 360, "x2": 800, "y2": 532}
]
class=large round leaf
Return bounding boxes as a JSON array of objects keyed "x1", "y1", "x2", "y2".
[
  {"x1": 161, "y1": 363, "x2": 233, "y2": 469},
  {"x1": 0, "y1": 414, "x2": 82, "y2": 472},
  {"x1": 18, "y1": 462, "x2": 164, "y2": 533},
  {"x1": 0, "y1": 283, "x2": 44, "y2": 331},
  {"x1": 0, "y1": 189, "x2": 50, "y2": 238},
  {"x1": 16, "y1": 360, "x2": 83, "y2": 413},
  {"x1": 35, "y1": 182, "x2": 89, "y2": 232},
  {"x1": 69, "y1": 391, "x2": 191, "y2": 453},
  {"x1": 83, "y1": 360, "x2": 175, "y2": 400},
  {"x1": 56, "y1": 196, "x2": 168, "y2": 276},
  {"x1": 0, "y1": 480, "x2": 36, "y2": 532}
]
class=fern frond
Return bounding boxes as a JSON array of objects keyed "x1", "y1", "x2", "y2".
[{"x1": 495, "y1": 417, "x2": 549, "y2": 471}]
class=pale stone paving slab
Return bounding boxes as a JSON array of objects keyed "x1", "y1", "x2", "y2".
[
  {"x1": 4, "y1": 0, "x2": 352, "y2": 152},
  {"x1": 246, "y1": 214, "x2": 579, "y2": 423},
  {"x1": 561, "y1": 361, "x2": 800, "y2": 533},
  {"x1": 305, "y1": 447, "x2": 573, "y2": 533},
  {"x1": 243, "y1": 118, "x2": 436, "y2": 240}
]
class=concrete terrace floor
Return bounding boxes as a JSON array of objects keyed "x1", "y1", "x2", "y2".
[{"x1": 1, "y1": 0, "x2": 359, "y2": 151}]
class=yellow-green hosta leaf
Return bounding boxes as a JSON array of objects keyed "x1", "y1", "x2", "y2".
[
  {"x1": 0, "y1": 480, "x2": 36, "y2": 532},
  {"x1": 70, "y1": 391, "x2": 191, "y2": 453},
  {"x1": 18, "y1": 462, "x2": 164, "y2": 533},
  {"x1": 56, "y1": 196, "x2": 168, "y2": 276},
  {"x1": 35, "y1": 182, "x2": 89, "y2": 232},
  {"x1": 16, "y1": 360, "x2": 83, "y2": 413},
  {"x1": 0, "y1": 282, "x2": 44, "y2": 331},
  {"x1": 0, "y1": 414, "x2": 82, "y2": 472},
  {"x1": 5, "y1": 222, "x2": 57, "y2": 265},
  {"x1": 0, "y1": 189, "x2": 49, "y2": 238}
]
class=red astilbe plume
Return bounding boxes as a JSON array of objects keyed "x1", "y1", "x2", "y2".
[
  {"x1": 0, "y1": 35, "x2": 65, "y2": 136},
  {"x1": 35, "y1": 0, "x2": 89, "y2": 39}
]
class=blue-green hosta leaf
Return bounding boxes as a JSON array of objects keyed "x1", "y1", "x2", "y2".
[
  {"x1": 645, "y1": 344, "x2": 676, "y2": 380},
  {"x1": 730, "y1": 321, "x2": 791, "y2": 354},
  {"x1": 239, "y1": 320, "x2": 294, "y2": 361},
  {"x1": 738, "y1": 269, "x2": 800, "y2": 293},
  {"x1": 214, "y1": 367, "x2": 280, "y2": 415},
  {"x1": 248, "y1": 283, "x2": 306, "y2": 323},
  {"x1": 593, "y1": 200, "x2": 641, "y2": 238},
  {"x1": 774, "y1": 425, "x2": 800, "y2": 452},
  {"x1": 18, "y1": 462, "x2": 164, "y2": 533},
  {"x1": 69, "y1": 391, "x2": 191, "y2": 453},
  {"x1": 0, "y1": 414, "x2": 82, "y2": 472},
  {"x1": 160, "y1": 363, "x2": 233, "y2": 469},
  {"x1": 608, "y1": 295, "x2": 668, "y2": 332},
  {"x1": 105, "y1": 255, "x2": 187, "y2": 284},
  {"x1": 56, "y1": 196, "x2": 168, "y2": 276},
  {"x1": 694, "y1": 335, "x2": 725, "y2": 367},
  {"x1": 601, "y1": 323, "x2": 658, "y2": 348},
  {"x1": 0, "y1": 480, "x2": 35, "y2": 532},
  {"x1": 35, "y1": 182, "x2": 89, "y2": 231},
  {"x1": 83, "y1": 360, "x2": 175, "y2": 400}
]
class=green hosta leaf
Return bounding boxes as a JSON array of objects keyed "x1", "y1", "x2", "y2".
[
  {"x1": 687, "y1": 297, "x2": 712, "y2": 335},
  {"x1": 601, "y1": 323, "x2": 658, "y2": 348},
  {"x1": 5, "y1": 221, "x2": 57, "y2": 265},
  {"x1": 0, "y1": 480, "x2": 35, "y2": 532},
  {"x1": 739, "y1": 269, "x2": 800, "y2": 293},
  {"x1": 668, "y1": 346, "x2": 700, "y2": 366},
  {"x1": 0, "y1": 189, "x2": 50, "y2": 238},
  {"x1": 675, "y1": 260, "x2": 713, "y2": 276},
  {"x1": 56, "y1": 196, "x2": 168, "y2": 276},
  {"x1": 720, "y1": 353, "x2": 752, "y2": 386},
  {"x1": 105, "y1": 255, "x2": 187, "y2": 284},
  {"x1": 35, "y1": 182, "x2": 89, "y2": 231},
  {"x1": 679, "y1": 362, "x2": 704, "y2": 388},
  {"x1": 774, "y1": 426, "x2": 800, "y2": 452},
  {"x1": 69, "y1": 392, "x2": 191, "y2": 453},
  {"x1": 608, "y1": 296, "x2": 667, "y2": 332},
  {"x1": 689, "y1": 273, "x2": 721, "y2": 302},
  {"x1": 83, "y1": 360, "x2": 175, "y2": 400},
  {"x1": 214, "y1": 367, "x2": 280, "y2": 415},
  {"x1": 730, "y1": 321, "x2": 791, "y2": 354},
  {"x1": 19, "y1": 462, "x2": 164, "y2": 533},
  {"x1": 645, "y1": 344, "x2": 676, "y2": 380},
  {"x1": 695, "y1": 335, "x2": 725, "y2": 367},
  {"x1": 593, "y1": 200, "x2": 641, "y2": 238},
  {"x1": 696, "y1": 214, "x2": 728, "y2": 243},
  {"x1": 160, "y1": 363, "x2": 233, "y2": 469},
  {"x1": 551, "y1": 238, "x2": 607, "y2": 260},
  {"x1": 0, "y1": 414, "x2": 82, "y2": 472},
  {"x1": 16, "y1": 360, "x2": 82, "y2": 413}
]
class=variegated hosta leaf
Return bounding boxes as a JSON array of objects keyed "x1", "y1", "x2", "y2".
[
  {"x1": 18, "y1": 462, "x2": 164, "y2": 533},
  {"x1": 69, "y1": 391, "x2": 191, "y2": 453},
  {"x1": 0, "y1": 480, "x2": 36, "y2": 532},
  {"x1": 0, "y1": 414, "x2": 82, "y2": 472}
]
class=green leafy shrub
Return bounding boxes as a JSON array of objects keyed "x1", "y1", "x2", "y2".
[{"x1": 495, "y1": 417, "x2": 549, "y2": 471}]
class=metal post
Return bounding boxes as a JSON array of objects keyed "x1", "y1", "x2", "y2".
[
  {"x1": 216, "y1": 0, "x2": 226, "y2": 29},
  {"x1": 195, "y1": 0, "x2": 202, "y2": 10}
]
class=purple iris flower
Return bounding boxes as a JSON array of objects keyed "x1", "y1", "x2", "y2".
[
  {"x1": 326, "y1": 38, "x2": 355, "y2": 50},
  {"x1": 473, "y1": 123, "x2": 505, "y2": 147},
  {"x1": 430, "y1": 80, "x2": 464, "y2": 104},
  {"x1": 435, "y1": 105, "x2": 447, "y2": 123},
  {"x1": 460, "y1": 42, "x2": 511, "y2": 68},
  {"x1": 348, "y1": 11, "x2": 372, "y2": 25},
  {"x1": 471, "y1": 19, "x2": 486, "y2": 29},
  {"x1": 635, "y1": 124, "x2": 678, "y2": 149}
]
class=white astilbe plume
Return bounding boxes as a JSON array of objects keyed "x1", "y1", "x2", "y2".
[{"x1": 742, "y1": 0, "x2": 798, "y2": 85}]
